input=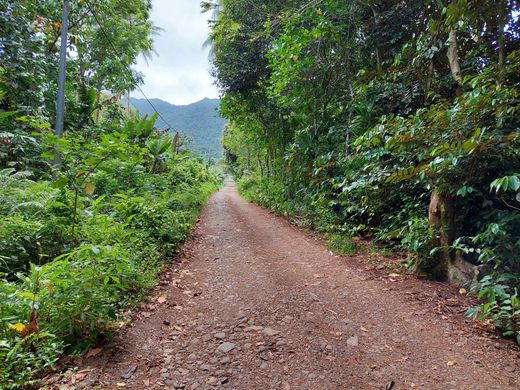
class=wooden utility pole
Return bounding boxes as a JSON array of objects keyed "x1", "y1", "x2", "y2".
[{"x1": 55, "y1": 0, "x2": 69, "y2": 137}]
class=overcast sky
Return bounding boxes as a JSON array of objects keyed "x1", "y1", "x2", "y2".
[{"x1": 132, "y1": 0, "x2": 219, "y2": 105}]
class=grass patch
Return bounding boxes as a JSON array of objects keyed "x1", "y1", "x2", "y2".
[{"x1": 326, "y1": 233, "x2": 358, "y2": 256}]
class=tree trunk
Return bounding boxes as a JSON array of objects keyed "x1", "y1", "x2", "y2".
[
  {"x1": 94, "y1": 75, "x2": 105, "y2": 124},
  {"x1": 94, "y1": 89, "x2": 102, "y2": 124},
  {"x1": 435, "y1": 1, "x2": 462, "y2": 84},
  {"x1": 265, "y1": 154, "x2": 270, "y2": 190},
  {"x1": 426, "y1": 28, "x2": 440, "y2": 94},
  {"x1": 419, "y1": 5, "x2": 463, "y2": 281},
  {"x1": 420, "y1": 188, "x2": 455, "y2": 281},
  {"x1": 446, "y1": 28, "x2": 462, "y2": 83},
  {"x1": 497, "y1": 0, "x2": 506, "y2": 88},
  {"x1": 127, "y1": 90, "x2": 131, "y2": 116},
  {"x1": 258, "y1": 156, "x2": 264, "y2": 179},
  {"x1": 370, "y1": 5, "x2": 382, "y2": 72},
  {"x1": 346, "y1": 81, "x2": 354, "y2": 157},
  {"x1": 171, "y1": 132, "x2": 180, "y2": 155}
]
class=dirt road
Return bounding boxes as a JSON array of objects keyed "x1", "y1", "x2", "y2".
[{"x1": 72, "y1": 181, "x2": 519, "y2": 389}]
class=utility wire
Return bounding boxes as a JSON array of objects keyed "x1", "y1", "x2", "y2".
[{"x1": 83, "y1": 0, "x2": 174, "y2": 130}]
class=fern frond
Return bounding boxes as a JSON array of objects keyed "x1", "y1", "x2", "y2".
[{"x1": 9, "y1": 201, "x2": 45, "y2": 216}]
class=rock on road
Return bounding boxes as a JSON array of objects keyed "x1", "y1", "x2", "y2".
[{"x1": 74, "y1": 181, "x2": 519, "y2": 390}]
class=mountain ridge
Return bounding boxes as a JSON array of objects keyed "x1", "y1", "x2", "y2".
[{"x1": 130, "y1": 97, "x2": 226, "y2": 158}]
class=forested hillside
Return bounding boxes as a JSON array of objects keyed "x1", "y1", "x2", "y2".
[
  {"x1": 130, "y1": 97, "x2": 226, "y2": 158},
  {"x1": 0, "y1": 1, "x2": 219, "y2": 388},
  {"x1": 206, "y1": 0, "x2": 520, "y2": 343}
]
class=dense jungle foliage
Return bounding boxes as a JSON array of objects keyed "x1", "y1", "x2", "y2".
[
  {"x1": 0, "y1": 1, "x2": 219, "y2": 388},
  {"x1": 205, "y1": 0, "x2": 520, "y2": 343}
]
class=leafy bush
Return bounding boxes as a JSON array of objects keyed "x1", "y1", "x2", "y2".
[
  {"x1": 466, "y1": 274, "x2": 520, "y2": 345},
  {"x1": 0, "y1": 217, "x2": 45, "y2": 274},
  {"x1": 0, "y1": 124, "x2": 220, "y2": 388},
  {"x1": 0, "y1": 214, "x2": 69, "y2": 275}
]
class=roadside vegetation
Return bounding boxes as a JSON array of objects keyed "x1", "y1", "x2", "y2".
[
  {"x1": 0, "y1": 1, "x2": 220, "y2": 388},
  {"x1": 205, "y1": 0, "x2": 520, "y2": 344}
]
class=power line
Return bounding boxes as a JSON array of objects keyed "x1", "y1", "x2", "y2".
[{"x1": 83, "y1": 0, "x2": 174, "y2": 130}]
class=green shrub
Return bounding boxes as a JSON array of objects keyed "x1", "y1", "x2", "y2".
[
  {"x1": 237, "y1": 174, "x2": 258, "y2": 196},
  {"x1": 0, "y1": 332, "x2": 63, "y2": 389},
  {"x1": 0, "y1": 157, "x2": 219, "y2": 388},
  {"x1": 0, "y1": 215, "x2": 68, "y2": 275},
  {"x1": 0, "y1": 245, "x2": 147, "y2": 387},
  {"x1": 466, "y1": 274, "x2": 520, "y2": 345},
  {"x1": 0, "y1": 217, "x2": 44, "y2": 274},
  {"x1": 0, "y1": 178, "x2": 71, "y2": 275},
  {"x1": 38, "y1": 246, "x2": 147, "y2": 347}
]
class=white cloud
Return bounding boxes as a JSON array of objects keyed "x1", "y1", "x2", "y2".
[{"x1": 132, "y1": 0, "x2": 219, "y2": 105}]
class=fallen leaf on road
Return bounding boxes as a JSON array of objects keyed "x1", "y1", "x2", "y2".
[
  {"x1": 459, "y1": 288, "x2": 467, "y2": 295},
  {"x1": 313, "y1": 273, "x2": 324, "y2": 279},
  {"x1": 121, "y1": 365, "x2": 137, "y2": 379},
  {"x1": 157, "y1": 295, "x2": 167, "y2": 303},
  {"x1": 447, "y1": 360, "x2": 457, "y2": 366},
  {"x1": 74, "y1": 371, "x2": 88, "y2": 381},
  {"x1": 205, "y1": 376, "x2": 217, "y2": 384},
  {"x1": 388, "y1": 273, "x2": 400, "y2": 278},
  {"x1": 360, "y1": 326, "x2": 368, "y2": 332},
  {"x1": 84, "y1": 347, "x2": 103, "y2": 359},
  {"x1": 42, "y1": 375, "x2": 60, "y2": 385},
  {"x1": 116, "y1": 382, "x2": 126, "y2": 387}
]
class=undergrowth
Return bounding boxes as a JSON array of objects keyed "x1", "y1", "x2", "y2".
[{"x1": 0, "y1": 121, "x2": 220, "y2": 389}]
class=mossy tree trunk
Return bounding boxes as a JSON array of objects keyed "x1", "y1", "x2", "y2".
[{"x1": 419, "y1": 4, "x2": 461, "y2": 281}]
